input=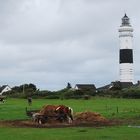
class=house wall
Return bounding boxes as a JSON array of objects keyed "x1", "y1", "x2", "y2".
[{"x1": 0, "y1": 86, "x2": 11, "y2": 95}]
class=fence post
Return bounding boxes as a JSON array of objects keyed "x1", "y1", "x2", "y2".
[
  {"x1": 105, "y1": 105, "x2": 108, "y2": 112},
  {"x1": 116, "y1": 106, "x2": 119, "y2": 113}
]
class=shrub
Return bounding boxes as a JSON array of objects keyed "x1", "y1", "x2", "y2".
[{"x1": 83, "y1": 95, "x2": 91, "y2": 100}]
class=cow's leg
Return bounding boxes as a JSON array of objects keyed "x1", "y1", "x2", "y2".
[{"x1": 38, "y1": 119, "x2": 42, "y2": 124}]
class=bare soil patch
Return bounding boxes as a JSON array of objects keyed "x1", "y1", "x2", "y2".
[{"x1": 0, "y1": 111, "x2": 120, "y2": 128}]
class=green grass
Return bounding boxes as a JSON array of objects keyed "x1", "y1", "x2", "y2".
[
  {"x1": 0, "y1": 97, "x2": 140, "y2": 140},
  {"x1": 0, "y1": 97, "x2": 140, "y2": 120},
  {"x1": 0, "y1": 126, "x2": 140, "y2": 140}
]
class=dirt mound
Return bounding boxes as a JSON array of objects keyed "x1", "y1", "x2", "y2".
[
  {"x1": 0, "y1": 119, "x2": 112, "y2": 128},
  {"x1": 0, "y1": 111, "x2": 114, "y2": 128},
  {"x1": 74, "y1": 111, "x2": 108, "y2": 125}
]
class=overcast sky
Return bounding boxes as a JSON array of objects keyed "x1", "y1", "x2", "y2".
[{"x1": 0, "y1": 0, "x2": 140, "y2": 90}]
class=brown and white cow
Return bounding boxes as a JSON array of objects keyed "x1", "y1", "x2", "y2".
[{"x1": 32, "y1": 105, "x2": 73, "y2": 124}]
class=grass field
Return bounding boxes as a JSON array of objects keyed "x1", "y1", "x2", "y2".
[
  {"x1": 0, "y1": 97, "x2": 140, "y2": 120},
  {"x1": 0, "y1": 126, "x2": 140, "y2": 140},
  {"x1": 0, "y1": 97, "x2": 140, "y2": 140}
]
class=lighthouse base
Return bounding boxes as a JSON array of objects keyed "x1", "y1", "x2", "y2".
[{"x1": 120, "y1": 63, "x2": 133, "y2": 83}]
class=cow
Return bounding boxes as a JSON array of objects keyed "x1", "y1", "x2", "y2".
[
  {"x1": 0, "y1": 98, "x2": 4, "y2": 103},
  {"x1": 0, "y1": 96, "x2": 6, "y2": 103},
  {"x1": 55, "y1": 105, "x2": 73, "y2": 123},
  {"x1": 27, "y1": 97, "x2": 32, "y2": 106},
  {"x1": 32, "y1": 105, "x2": 73, "y2": 124},
  {"x1": 32, "y1": 112, "x2": 44, "y2": 124}
]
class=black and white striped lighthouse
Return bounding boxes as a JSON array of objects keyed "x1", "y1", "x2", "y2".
[{"x1": 118, "y1": 14, "x2": 134, "y2": 83}]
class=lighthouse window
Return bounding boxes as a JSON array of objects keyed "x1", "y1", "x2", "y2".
[{"x1": 120, "y1": 49, "x2": 133, "y2": 63}]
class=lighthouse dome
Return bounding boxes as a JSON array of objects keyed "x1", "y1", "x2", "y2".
[{"x1": 121, "y1": 14, "x2": 130, "y2": 26}]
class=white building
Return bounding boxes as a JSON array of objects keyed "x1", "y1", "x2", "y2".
[
  {"x1": 0, "y1": 85, "x2": 12, "y2": 95},
  {"x1": 118, "y1": 14, "x2": 134, "y2": 83}
]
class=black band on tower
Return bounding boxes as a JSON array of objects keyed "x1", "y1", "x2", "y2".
[{"x1": 119, "y1": 49, "x2": 133, "y2": 63}]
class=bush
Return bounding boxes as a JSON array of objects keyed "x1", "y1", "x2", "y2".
[
  {"x1": 45, "y1": 95, "x2": 60, "y2": 99},
  {"x1": 97, "y1": 87, "x2": 140, "y2": 99},
  {"x1": 83, "y1": 95, "x2": 91, "y2": 100}
]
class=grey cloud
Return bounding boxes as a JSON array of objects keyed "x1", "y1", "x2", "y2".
[{"x1": 0, "y1": 0, "x2": 139, "y2": 90}]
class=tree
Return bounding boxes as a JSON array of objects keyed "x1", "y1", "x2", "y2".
[
  {"x1": 28, "y1": 83, "x2": 37, "y2": 91},
  {"x1": 66, "y1": 82, "x2": 72, "y2": 89}
]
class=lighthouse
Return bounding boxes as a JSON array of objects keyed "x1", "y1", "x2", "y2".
[{"x1": 118, "y1": 14, "x2": 134, "y2": 83}]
